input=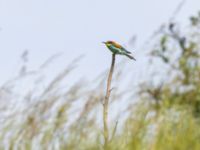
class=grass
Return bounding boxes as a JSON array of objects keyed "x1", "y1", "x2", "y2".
[
  {"x1": 0, "y1": 52, "x2": 200, "y2": 150},
  {"x1": 0, "y1": 61, "x2": 200, "y2": 150}
]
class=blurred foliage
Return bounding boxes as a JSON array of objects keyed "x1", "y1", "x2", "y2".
[
  {"x1": 0, "y1": 11, "x2": 200, "y2": 150},
  {"x1": 147, "y1": 11, "x2": 200, "y2": 116}
]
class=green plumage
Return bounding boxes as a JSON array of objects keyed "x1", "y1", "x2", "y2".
[{"x1": 104, "y1": 41, "x2": 136, "y2": 60}]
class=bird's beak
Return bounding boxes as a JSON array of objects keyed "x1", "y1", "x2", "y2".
[{"x1": 102, "y1": 42, "x2": 106, "y2": 44}]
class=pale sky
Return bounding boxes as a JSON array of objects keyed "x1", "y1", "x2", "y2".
[{"x1": 0, "y1": 0, "x2": 200, "y2": 86}]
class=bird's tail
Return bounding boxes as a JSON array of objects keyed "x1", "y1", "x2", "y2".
[{"x1": 125, "y1": 53, "x2": 136, "y2": 60}]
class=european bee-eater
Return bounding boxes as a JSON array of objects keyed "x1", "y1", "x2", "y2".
[{"x1": 103, "y1": 41, "x2": 136, "y2": 60}]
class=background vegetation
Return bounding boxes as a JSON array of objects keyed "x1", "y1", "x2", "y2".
[{"x1": 0, "y1": 9, "x2": 200, "y2": 150}]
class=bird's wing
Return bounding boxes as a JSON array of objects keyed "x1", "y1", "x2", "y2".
[
  {"x1": 121, "y1": 47, "x2": 131, "y2": 54},
  {"x1": 113, "y1": 42, "x2": 132, "y2": 54}
]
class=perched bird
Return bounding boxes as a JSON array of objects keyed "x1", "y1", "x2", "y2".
[{"x1": 103, "y1": 41, "x2": 136, "y2": 60}]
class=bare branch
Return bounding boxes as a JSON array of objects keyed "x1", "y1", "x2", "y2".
[{"x1": 103, "y1": 54, "x2": 116, "y2": 149}]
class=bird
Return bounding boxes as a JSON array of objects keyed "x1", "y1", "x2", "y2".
[{"x1": 103, "y1": 41, "x2": 136, "y2": 60}]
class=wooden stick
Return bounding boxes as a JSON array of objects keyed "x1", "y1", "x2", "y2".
[{"x1": 103, "y1": 53, "x2": 116, "y2": 149}]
